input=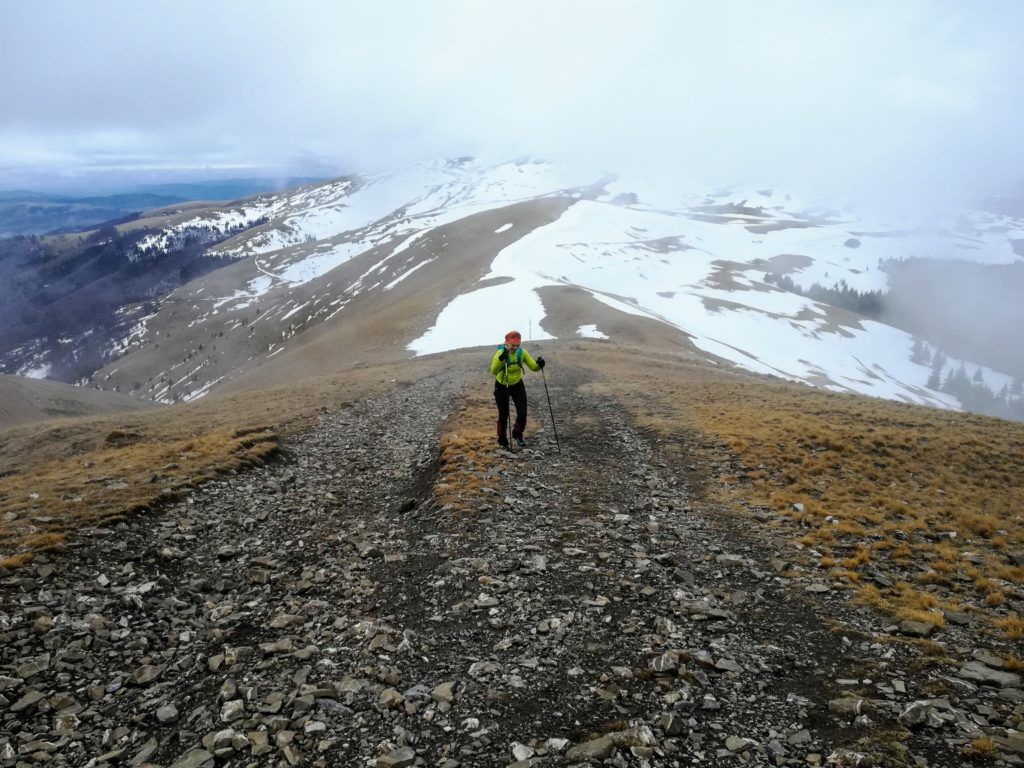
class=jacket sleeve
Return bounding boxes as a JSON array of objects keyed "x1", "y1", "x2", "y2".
[
  {"x1": 522, "y1": 349, "x2": 541, "y2": 372},
  {"x1": 489, "y1": 350, "x2": 504, "y2": 377}
]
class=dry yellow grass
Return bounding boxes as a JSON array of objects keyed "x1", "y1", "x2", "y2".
[
  {"x1": 434, "y1": 390, "x2": 505, "y2": 513},
  {"x1": 0, "y1": 421, "x2": 278, "y2": 560},
  {"x1": 0, "y1": 356, "x2": 462, "y2": 568},
  {"x1": 566, "y1": 345, "x2": 1024, "y2": 640},
  {"x1": 995, "y1": 615, "x2": 1024, "y2": 640},
  {"x1": 962, "y1": 736, "x2": 1000, "y2": 763}
]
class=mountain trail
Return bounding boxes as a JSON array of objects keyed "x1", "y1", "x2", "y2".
[{"x1": 0, "y1": 364, "x2": 987, "y2": 767}]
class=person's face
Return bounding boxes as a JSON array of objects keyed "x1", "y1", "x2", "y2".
[{"x1": 507, "y1": 339, "x2": 520, "y2": 351}]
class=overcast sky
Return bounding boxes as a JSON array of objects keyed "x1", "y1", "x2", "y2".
[{"x1": 2, "y1": 0, "x2": 1022, "y2": 210}]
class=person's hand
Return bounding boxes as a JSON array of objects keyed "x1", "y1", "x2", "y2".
[
  {"x1": 498, "y1": 350, "x2": 508, "y2": 362},
  {"x1": 536, "y1": 356, "x2": 546, "y2": 369}
]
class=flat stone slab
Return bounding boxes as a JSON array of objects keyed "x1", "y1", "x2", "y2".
[
  {"x1": 168, "y1": 749, "x2": 214, "y2": 768},
  {"x1": 377, "y1": 748, "x2": 416, "y2": 768},
  {"x1": 958, "y1": 661, "x2": 1021, "y2": 688}
]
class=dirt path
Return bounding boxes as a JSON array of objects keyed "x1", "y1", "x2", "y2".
[{"x1": 0, "y1": 364, "x2": 990, "y2": 767}]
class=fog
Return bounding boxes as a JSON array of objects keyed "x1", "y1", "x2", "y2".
[{"x1": 2, "y1": 0, "x2": 1022, "y2": 214}]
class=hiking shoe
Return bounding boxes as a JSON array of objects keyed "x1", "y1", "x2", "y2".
[
  {"x1": 497, "y1": 436, "x2": 510, "y2": 449},
  {"x1": 515, "y1": 437, "x2": 527, "y2": 448}
]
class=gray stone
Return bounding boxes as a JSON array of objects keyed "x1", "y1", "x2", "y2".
[
  {"x1": 972, "y1": 649, "x2": 1005, "y2": 669},
  {"x1": 725, "y1": 736, "x2": 752, "y2": 752},
  {"x1": 379, "y1": 687, "x2": 405, "y2": 708},
  {"x1": 249, "y1": 731, "x2": 271, "y2": 756},
  {"x1": 16, "y1": 654, "x2": 50, "y2": 678},
  {"x1": 959, "y1": 661, "x2": 1021, "y2": 688},
  {"x1": 129, "y1": 738, "x2": 158, "y2": 767},
  {"x1": 898, "y1": 701, "x2": 930, "y2": 728},
  {"x1": 716, "y1": 554, "x2": 749, "y2": 567},
  {"x1": 212, "y1": 728, "x2": 236, "y2": 750},
  {"x1": 260, "y1": 638, "x2": 294, "y2": 654},
  {"x1": 0, "y1": 676, "x2": 22, "y2": 691},
  {"x1": 651, "y1": 652, "x2": 679, "y2": 673},
  {"x1": 566, "y1": 735, "x2": 614, "y2": 762},
  {"x1": 431, "y1": 681, "x2": 456, "y2": 704},
  {"x1": 660, "y1": 712, "x2": 687, "y2": 736},
  {"x1": 377, "y1": 747, "x2": 416, "y2": 768},
  {"x1": 132, "y1": 664, "x2": 162, "y2": 686},
  {"x1": 168, "y1": 749, "x2": 214, "y2": 768},
  {"x1": 828, "y1": 698, "x2": 867, "y2": 719},
  {"x1": 511, "y1": 742, "x2": 535, "y2": 761},
  {"x1": 220, "y1": 699, "x2": 245, "y2": 722},
  {"x1": 10, "y1": 690, "x2": 44, "y2": 712},
  {"x1": 898, "y1": 620, "x2": 937, "y2": 638},
  {"x1": 231, "y1": 733, "x2": 250, "y2": 751},
  {"x1": 992, "y1": 731, "x2": 1024, "y2": 755},
  {"x1": 715, "y1": 658, "x2": 742, "y2": 673},
  {"x1": 54, "y1": 712, "x2": 80, "y2": 734}
]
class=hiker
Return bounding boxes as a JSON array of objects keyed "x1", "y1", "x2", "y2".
[{"x1": 490, "y1": 330, "x2": 545, "y2": 448}]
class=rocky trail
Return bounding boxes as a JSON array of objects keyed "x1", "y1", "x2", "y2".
[{"x1": 2, "y1": 364, "x2": 1021, "y2": 768}]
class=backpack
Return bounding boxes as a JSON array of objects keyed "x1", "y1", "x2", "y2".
[{"x1": 496, "y1": 345, "x2": 524, "y2": 367}]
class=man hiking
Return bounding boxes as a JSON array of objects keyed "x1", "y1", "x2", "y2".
[{"x1": 490, "y1": 330, "x2": 545, "y2": 449}]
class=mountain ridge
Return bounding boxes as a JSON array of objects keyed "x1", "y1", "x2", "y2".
[{"x1": 3, "y1": 158, "x2": 1023, "y2": 420}]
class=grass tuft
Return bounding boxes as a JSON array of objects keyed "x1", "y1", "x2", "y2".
[
  {"x1": 994, "y1": 614, "x2": 1024, "y2": 640},
  {"x1": 962, "y1": 737, "x2": 1000, "y2": 763}
]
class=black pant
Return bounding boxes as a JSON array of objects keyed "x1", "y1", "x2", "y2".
[{"x1": 495, "y1": 381, "x2": 527, "y2": 440}]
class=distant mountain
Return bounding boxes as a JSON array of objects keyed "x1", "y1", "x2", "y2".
[
  {"x1": 132, "y1": 177, "x2": 328, "y2": 202},
  {"x1": 0, "y1": 373, "x2": 149, "y2": 431},
  {"x1": 3, "y1": 158, "x2": 1023, "y2": 420},
  {"x1": 0, "y1": 203, "x2": 271, "y2": 382},
  {"x1": 0, "y1": 192, "x2": 187, "y2": 237},
  {"x1": 0, "y1": 178, "x2": 328, "y2": 237}
]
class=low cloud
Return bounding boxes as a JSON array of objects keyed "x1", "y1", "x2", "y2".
[{"x1": 2, "y1": 0, "x2": 1022, "y2": 214}]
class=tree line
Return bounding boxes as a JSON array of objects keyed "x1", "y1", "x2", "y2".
[
  {"x1": 762, "y1": 273, "x2": 885, "y2": 318},
  {"x1": 761, "y1": 269, "x2": 1023, "y2": 422},
  {"x1": 915, "y1": 340, "x2": 1024, "y2": 422}
]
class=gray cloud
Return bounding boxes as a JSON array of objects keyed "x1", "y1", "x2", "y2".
[{"x1": 2, "y1": 0, "x2": 1022, "y2": 211}]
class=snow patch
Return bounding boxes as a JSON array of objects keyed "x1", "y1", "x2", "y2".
[
  {"x1": 20, "y1": 363, "x2": 51, "y2": 380},
  {"x1": 409, "y1": 282, "x2": 555, "y2": 355},
  {"x1": 577, "y1": 324, "x2": 608, "y2": 339},
  {"x1": 385, "y1": 258, "x2": 436, "y2": 290}
]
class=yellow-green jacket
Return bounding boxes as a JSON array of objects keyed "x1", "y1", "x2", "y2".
[{"x1": 490, "y1": 346, "x2": 540, "y2": 386}]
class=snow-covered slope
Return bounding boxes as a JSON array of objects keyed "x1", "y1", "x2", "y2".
[{"x1": 86, "y1": 158, "x2": 1023, "y2": 414}]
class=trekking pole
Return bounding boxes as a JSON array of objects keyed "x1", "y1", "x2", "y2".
[
  {"x1": 503, "y1": 357, "x2": 514, "y2": 452},
  {"x1": 540, "y1": 366, "x2": 561, "y2": 454}
]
